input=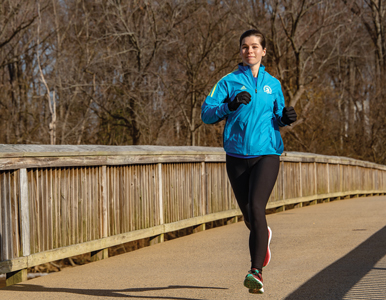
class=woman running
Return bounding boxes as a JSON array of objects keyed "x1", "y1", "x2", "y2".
[{"x1": 201, "y1": 29, "x2": 297, "y2": 294}]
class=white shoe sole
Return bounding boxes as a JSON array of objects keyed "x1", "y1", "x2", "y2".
[{"x1": 249, "y1": 287, "x2": 264, "y2": 294}]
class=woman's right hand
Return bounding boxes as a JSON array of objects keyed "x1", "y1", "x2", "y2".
[{"x1": 228, "y1": 91, "x2": 251, "y2": 111}]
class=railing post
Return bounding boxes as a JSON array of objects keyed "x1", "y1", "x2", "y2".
[
  {"x1": 201, "y1": 162, "x2": 206, "y2": 217},
  {"x1": 373, "y1": 168, "x2": 376, "y2": 192},
  {"x1": 151, "y1": 163, "x2": 165, "y2": 244},
  {"x1": 158, "y1": 163, "x2": 164, "y2": 228},
  {"x1": 324, "y1": 163, "x2": 330, "y2": 203},
  {"x1": 91, "y1": 166, "x2": 108, "y2": 261},
  {"x1": 101, "y1": 165, "x2": 108, "y2": 238},
  {"x1": 296, "y1": 161, "x2": 303, "y2": 208},
  {"x1": 338, "y1": 163, "x2": 342, "y2": 200},
  {"x1": 194, "y1": 162, "x2": 206, "y2": 233},
  {"x1": 356, "y1": 165, "x2": 359, "y2": 197},
  {"x1": 20, "y1": 168, "x2": 30, "y2": 257},
  {"x1": 158, "y1": 163, "x2": 165, "y2": 242},
  {"x1": 327, "y1": 163, "x2": 330, "y2": 194},
  {"x1": 299, "y1": 161, "x2": 302, "y2": 198},
  {"x1": 6, "y1": 169, "x2": 29, "y2": 286},
  {"x1": 314, "y1": 162, "x2": 317, "y2": 196}
]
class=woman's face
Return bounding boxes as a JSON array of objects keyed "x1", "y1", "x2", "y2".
[{"x1": 240, "y1": 35, "x2": 266, "y2": 67}]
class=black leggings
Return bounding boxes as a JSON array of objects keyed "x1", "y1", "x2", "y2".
[{"x1": 226, "y1": 155, "x2": 280, "y2": 272}]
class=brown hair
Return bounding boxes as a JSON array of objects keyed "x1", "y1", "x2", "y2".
[{"x1": 239, "y1": 29, "x2": 266, "y2": 49}]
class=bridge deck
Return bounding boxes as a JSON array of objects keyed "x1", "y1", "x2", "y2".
[{"x1": 1, "y1": 196, "x2": 386, "y2": 300}]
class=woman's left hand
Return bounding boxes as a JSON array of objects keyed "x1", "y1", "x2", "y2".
[{"x1": 281, "y1": 106, "x2": 297, "y2": 125}]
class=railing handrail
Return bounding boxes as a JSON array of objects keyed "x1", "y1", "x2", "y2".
[
  {"x1": 1, "y1": 145, "x2": 385, "y2": 170},
  {"x1": 0, "y1": 145, "x2": 224, "y2": 157}
]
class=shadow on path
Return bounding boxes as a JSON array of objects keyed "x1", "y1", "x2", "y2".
[
  {"x1": 285, "y1": 226, "x2": 386, "y2": 300},
  {"x1": 4, "y1": 284, "x2": 227, "y2": 299}
]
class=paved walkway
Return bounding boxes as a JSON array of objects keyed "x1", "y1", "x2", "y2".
[{"x1": 1, "y1": 196, "x2": 386, "y2": 300}]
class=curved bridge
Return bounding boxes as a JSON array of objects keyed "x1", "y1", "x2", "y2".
[{"x1": 0, "y1": 145, "x2": 385, "y2": 299}]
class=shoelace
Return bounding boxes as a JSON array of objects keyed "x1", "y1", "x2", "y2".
[{"x1": 251, "y1": 270, "x2": 262, "y2": 280}]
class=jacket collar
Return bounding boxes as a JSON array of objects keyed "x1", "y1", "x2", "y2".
[{"x1": 238, "y1": 63, "x2": 266, "y2": 88}]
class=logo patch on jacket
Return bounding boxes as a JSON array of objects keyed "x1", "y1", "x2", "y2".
[
  {"x1": 241, "y1": 86, "x2": 247, "y2": 90},
  {"x1": 263, "y1": 85, "x2": 272, "y2": 94}
]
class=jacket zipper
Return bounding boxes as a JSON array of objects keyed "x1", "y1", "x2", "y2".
[
  {"x1": 246, "y1": 68, "x2": 261, "y2": 155},
  {"x1": 246, "y1": 75, "x2": 258, "y2": 155}
]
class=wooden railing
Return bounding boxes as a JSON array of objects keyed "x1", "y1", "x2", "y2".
[{"x1": 0, "y1": 145, "x2": 385, "y2": 285}]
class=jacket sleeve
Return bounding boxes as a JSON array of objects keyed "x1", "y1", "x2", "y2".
[
  {"x1": 201, "y1": 79, "x2": 231, "y2": 124},
  {"x1": 274, "y1": 85, "x2": 287, "y2": 127}
]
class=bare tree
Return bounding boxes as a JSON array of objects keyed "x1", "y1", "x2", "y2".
[
  {"x1": 0, "y1": 0, "x2": 385, "y2": 165},
  {"x1": 82, "y1": 0, "x2": 191, "y2": 145},
  {"x1": 169, "y1": 0, "x2": 240, "y2": 146},
  {"x1": 0, "y1": 1, "x2": 46, "y2": 143}
]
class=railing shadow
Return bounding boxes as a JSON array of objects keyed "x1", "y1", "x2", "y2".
[
  {"x1": 4, "y1": 284, "x2": 228, "y2": 299},
  {"x1": 285, "y1": 226, "x2": 386, "y2": 300}
]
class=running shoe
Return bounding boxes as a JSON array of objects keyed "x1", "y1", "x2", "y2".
[
  {"x1": 263, "y1": 226, "x2": 272, "y2": 267},
  {"x1": 244, "y1": 268, "x2": 263, "y2": 291}
]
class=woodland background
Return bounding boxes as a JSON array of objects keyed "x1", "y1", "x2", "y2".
[{"x1": 1, "y1": 0, "x2": 385, "y2": 164}]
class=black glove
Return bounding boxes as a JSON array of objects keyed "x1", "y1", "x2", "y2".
[
  {"x1": 228, "y1": 91, "x2": 251, "y2": 111},
  {"x1": 281, "y1": 106, "x2": 297, "y2": 125}
]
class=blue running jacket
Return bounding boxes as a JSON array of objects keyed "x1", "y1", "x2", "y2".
[{"x1": 201, "y1": 64, "x2": 287, "y2": 156}]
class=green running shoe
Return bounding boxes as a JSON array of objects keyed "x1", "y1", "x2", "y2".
[{"x1": 244, "y1": 268, "x2": 263, "y2": 291}]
